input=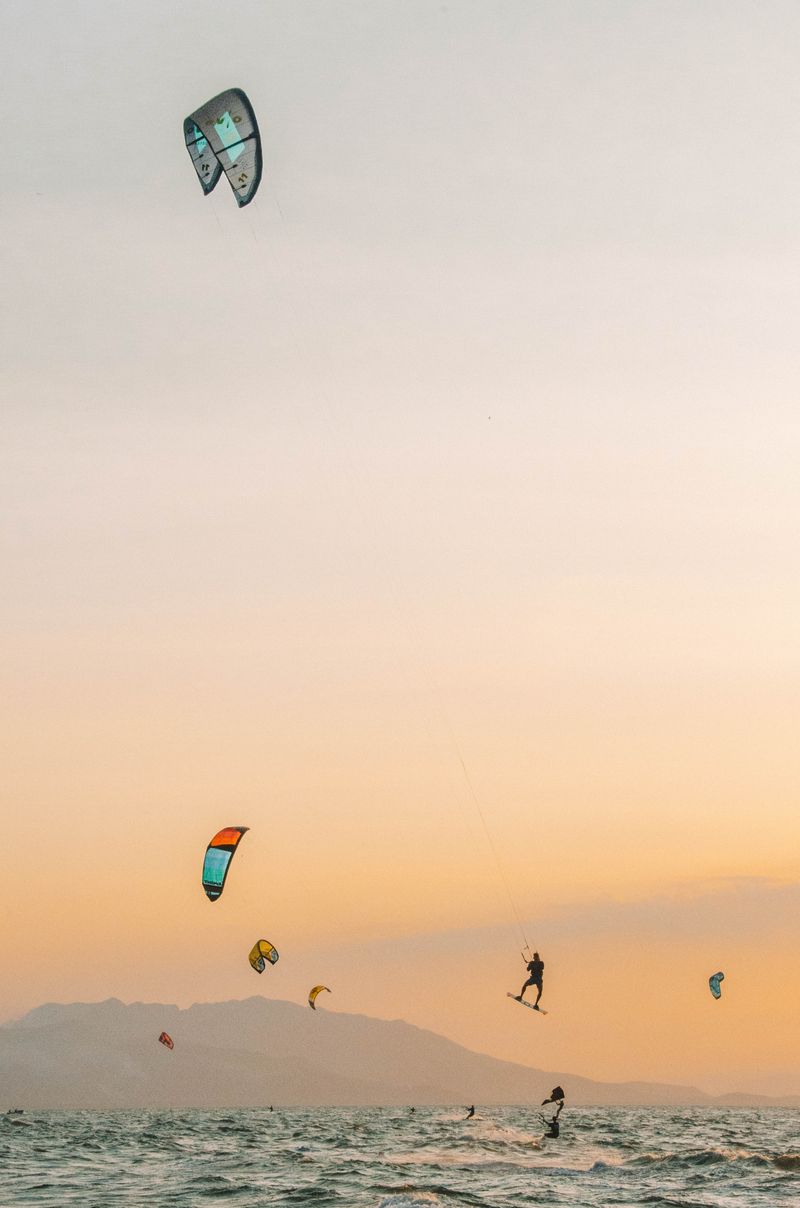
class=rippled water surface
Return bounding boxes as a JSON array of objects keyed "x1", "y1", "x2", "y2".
[{"x1": 1, "y1": 1107, "x2": 798, "y2": 1207}]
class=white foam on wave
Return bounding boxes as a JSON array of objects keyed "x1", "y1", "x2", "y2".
[
  {"x1": 479, "y1": 1121, "x2": 542, "y2": 1146},
  {"x1": 376, "y1": 1194, "x2": 442, "y2": 1208}
]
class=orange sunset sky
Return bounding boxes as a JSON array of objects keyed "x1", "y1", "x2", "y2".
[{"x1": 2, "y1": 0, "x2": 799, "y2": 1098}]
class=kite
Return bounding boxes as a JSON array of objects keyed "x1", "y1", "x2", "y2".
[
  {"x1": 709, "y1": 971, "x2": 725, "y2": 1000},
  {"x1": 201, "y1": 826, "x2": 249, "y2": 901},
  {"x1": 184, "y1": 88, "x2": 262, "y2": 207},
  {"x1": 249, "y1": 939, "x2": 279, "y2": 973},
  {"x1": 541, "y1": 1086, "x2": 565, "y2": 1105},
  {"x1": 308, "y1": 985, "x2": 331, "y2": 1010},
  {"x1": 158, "y1": 1032, "x2": 174, "y2": 1050}
]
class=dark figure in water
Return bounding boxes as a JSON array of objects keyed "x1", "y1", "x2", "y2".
[
  {"x1": 517, "y1": 951, "x2": 544, "y2": 1007},
  {"x1": 409, "y1": 1107, "x2": 416, "y2": 1115},
  {"x1": 465, "y1": 1105, "x2": 475, "y2": 1119},
  {"x1": 542, "y1": 1097, "x2": 564, "y2": 1139}
]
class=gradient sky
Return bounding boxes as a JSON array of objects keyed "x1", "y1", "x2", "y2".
[{"x1": 2, "y1": 0, "x2": 799, "y2": 1097}]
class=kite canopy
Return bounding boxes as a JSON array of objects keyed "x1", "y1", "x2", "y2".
[
  {"x1": 201, "y1": 826, "x2": 249, "y2": 901},
  {"x1": 709, "y1": 971, "x2": 725, "y2": 1000},
  {"x1": 158, "y1": 1032, "x2": 174, "y2": 1050},
  {"x1": 542, "y1": 1085, "x2": 565, "y2": 1105},
  {"x1": 308, "y1": 985, "x2": 331, "y2": 1010},
  {"x1": 184, "y1": 88, "x2": 262, "y2": 207},
  {"x1": 249, "y1": 939, "x2": 279, "y2": 973}
]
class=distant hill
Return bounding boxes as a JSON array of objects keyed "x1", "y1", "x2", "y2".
[{"x1": 1, "y1": 997, "x2": 797, "y2": 1109}]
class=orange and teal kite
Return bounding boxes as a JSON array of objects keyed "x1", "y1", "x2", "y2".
[{"x1": 201, "y1": 826, "x2": 249, "y2": 901}]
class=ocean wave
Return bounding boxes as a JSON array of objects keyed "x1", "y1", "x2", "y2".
[
  {"x1": 376, "y1": 1195, "x2": 443, "y2": 1208},
  {"x1": 185, "y1": 1173, "x2": 252, "y2": 1197},
  {"x1": 1, "y1": 1107, "x2": 796, "y2": 1207},
  {"x1": 618, "y1": 1145, "x2": 800, "y2": 1178},
  {"x1": 588, "y1": 1157, "x2": 625, "y2": 1172},
  {"x1": 374, "y1": 1183, "x2": 486, "y2": 1206},
  {"x1": 640, "y1": 1198, "x2": 715, "y2": 1207},
  {"x1": 279, "y1": 1187, "x2": 345, "y2": 1204}
]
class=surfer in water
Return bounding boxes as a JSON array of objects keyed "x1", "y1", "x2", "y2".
[
  {"x1": 543, "y1": 1099, "x2": 564, "y2": 1139},
  {"x1": 517, "y1": 951, "x2": 544, "y2": 1008},
  {"x1": 544, "y1": 1109, "x2": 561, "y2": 1138},
  {"x1": 540, "y1": 1087, "x2": 565, "y2": 1139},
  {"x1": 465, "y1": 1105, "x2": 476, "y2": 1120}
]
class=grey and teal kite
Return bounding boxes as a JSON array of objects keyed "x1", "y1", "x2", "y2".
[
  {"x1": 708, "y1": 971, "x2": 724, "y2": 1000},
  {"x1": 184, "y1": 88, "x2": 262, "y2": 207}
]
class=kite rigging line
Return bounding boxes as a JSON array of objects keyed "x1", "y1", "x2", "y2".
[{"x1": 205, "y1": 166, "x2": 532, "y2": 956}]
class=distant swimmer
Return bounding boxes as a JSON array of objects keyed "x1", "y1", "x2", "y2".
[
  {"x1": 517, "y1": 951, "x2": 544, "y2": 1008},
  {"x1": 465, "y1": 1105, "x2": 475, "y2": 1119}
]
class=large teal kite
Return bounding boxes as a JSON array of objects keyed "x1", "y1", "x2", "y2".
[
  {"x1": 201, "y1": 826, "x2": 249, "y2": 901},
  {"x1": 184, "y1": 88, "x2": 262, "y2": 207}
]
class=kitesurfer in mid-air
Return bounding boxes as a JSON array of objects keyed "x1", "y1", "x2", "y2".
[{"x1": 517, "y1": 951, "x2": 544, "y2": 1008}]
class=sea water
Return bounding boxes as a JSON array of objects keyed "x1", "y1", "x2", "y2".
[{"x1": 1, "y1": 1106, "x2": 797, "y2": 1207}]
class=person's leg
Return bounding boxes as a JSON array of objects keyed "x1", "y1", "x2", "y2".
[
  {"x1": 533, "y1": 981, "x2": 542, "y2": 1006},
  {"x1": 518, "y1": 976, "x2": 533, "y2": 999}
]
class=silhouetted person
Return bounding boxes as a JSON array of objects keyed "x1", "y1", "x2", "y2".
[
  {"x1": 543, "y1": 1098, "x2": 564, "y2": 1139},
  {"x1": 517, "y1": 951, "x2": 544, "y2": 1007},
  {"x1": 465, "y1": 1105, "x2": 475, "y2": 1119}
]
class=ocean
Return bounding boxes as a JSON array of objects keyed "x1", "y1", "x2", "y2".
[{"x1": 1, "y1": 1106, "x2": 797, "y2": 1207}]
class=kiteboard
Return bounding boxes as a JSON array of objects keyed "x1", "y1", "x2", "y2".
[{"x1": 507, "y1": 993, "x2": 548, "y2": 1015}]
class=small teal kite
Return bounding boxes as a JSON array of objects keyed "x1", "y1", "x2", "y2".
[{"x1": 708, "y1": 971, "x2": 724, "y2": 1000}]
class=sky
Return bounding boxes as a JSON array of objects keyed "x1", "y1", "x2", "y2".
[{"x1": 2, "y1": 0, "x2": 799, "y2": 1098}]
